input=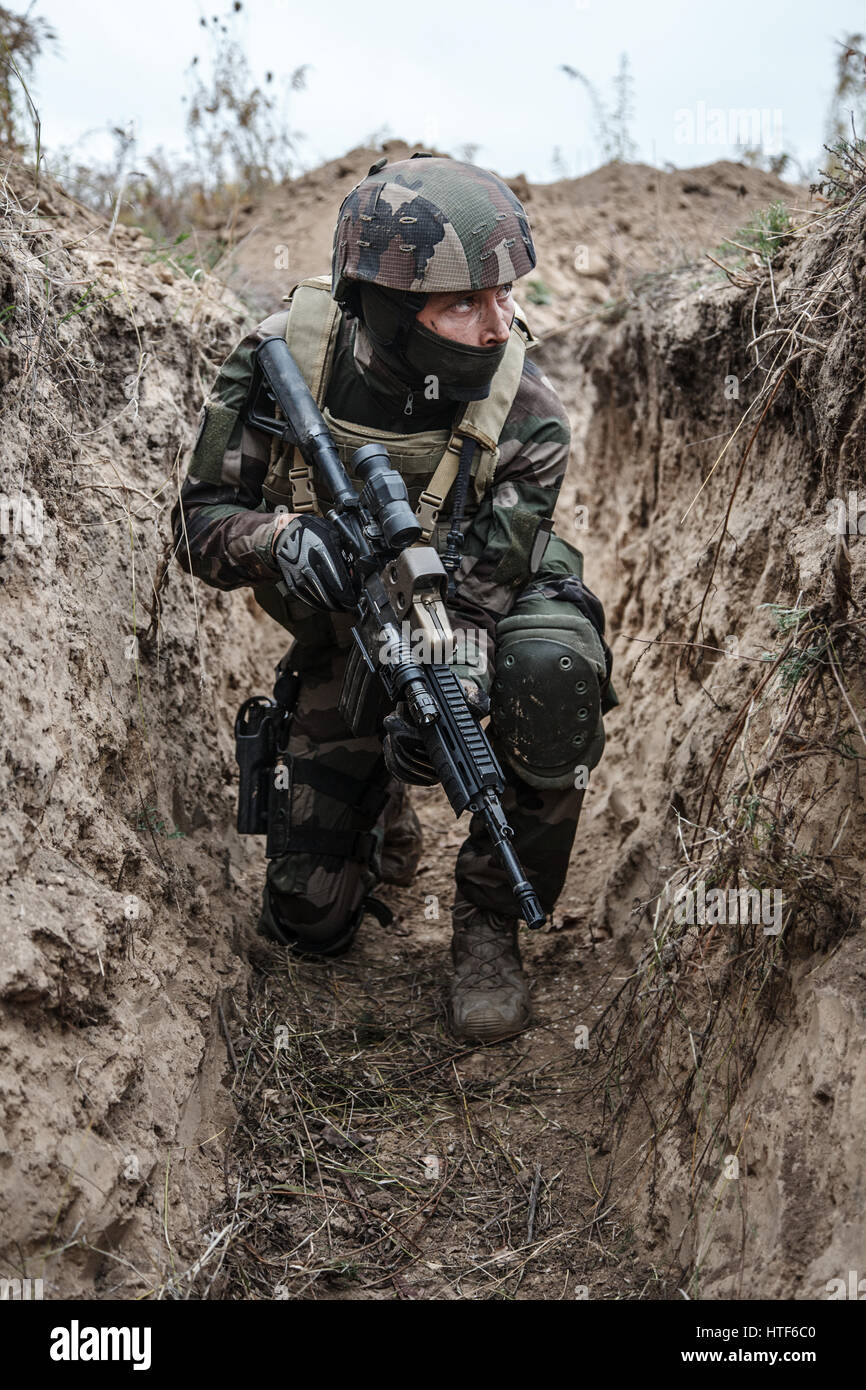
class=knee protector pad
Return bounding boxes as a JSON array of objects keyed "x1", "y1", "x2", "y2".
[
  {"x1": 491, "y1": 603, "x2": 607, "y2": 789},
  {"x1": 259, "y1": 883, "x2": 393, "y2": 957},
  {"x1": 259, "y1": 885, "x2": 365, "y2": 957},
  {"x1": 259, "y1": 896, "x2": 359, "y2": 956}
]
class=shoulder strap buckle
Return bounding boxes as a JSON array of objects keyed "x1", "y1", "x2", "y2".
[
  {"x1": 415, "y1": 489, "x2": 443, "y2": 541},
  {"x1": 289, "y1": 458, "x2": 318, "y2": 513}
]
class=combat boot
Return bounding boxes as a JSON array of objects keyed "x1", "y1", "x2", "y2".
[{"x1": 449, "y1": 899, "x2": 531, "y2": 1043}]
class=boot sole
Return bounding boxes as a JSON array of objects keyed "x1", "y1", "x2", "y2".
[{"x1": 448, "y1": 1004, "x2": 532, "y2": 1045}]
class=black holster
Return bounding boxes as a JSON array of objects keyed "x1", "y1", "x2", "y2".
[
  {"x1": 235, "y1": 654, "x2": 390, "y2": 865},
  {"x1": 234, "y1": 659, "x2": 299, "y2": 850},
  {"x1": 235, "y1": 696, "x2": 278, "y2": 835}
]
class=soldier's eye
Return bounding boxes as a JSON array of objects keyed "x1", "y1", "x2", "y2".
[{"x1": 498, "y1": 283, "x2": 513, "y2": 298}]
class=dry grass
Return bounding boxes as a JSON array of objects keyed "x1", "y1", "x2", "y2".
[
  {"x1": 161, "y1": 948, "x2": 606, "y2": 1300},
  {"x1": 591, "y1": 607, "x2": 861, "y2": 1291},
  {"x1": 125, "y1": 929, "x2": 669, "y2": 1302}
]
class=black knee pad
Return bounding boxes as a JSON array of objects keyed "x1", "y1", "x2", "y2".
[
  {"x1": 259, "y1": 887, "x2": 365, "y2": 957},
  {"x1": 259, "y1": 885, "x2": 394, "y2": 957},
  {"x1": 491, "y1": 603, "x2": 607, "y2": 789}
]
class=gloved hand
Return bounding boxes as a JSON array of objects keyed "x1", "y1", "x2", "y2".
[
  {"x1": 383, "y1": 679, "x2": 490, "y2": 786},
  {"x1": 273, "y1": 515, "x2": 356, "y2": 613}
]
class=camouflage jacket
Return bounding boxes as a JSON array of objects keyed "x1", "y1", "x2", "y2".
[{"x1": 170, "y1": 308, "x2": 571, "y2": 674}]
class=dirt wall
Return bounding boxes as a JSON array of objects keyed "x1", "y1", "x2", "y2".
[
  {"x1": 1, "y1": 146, "x2": 861, "y2": 1301},
  {"x1": 535, "y1": 184, "x2": 866, "y2": 1298},
  {"x1": 0, "y1": 163, "x2": 285, "y2": 1297}
]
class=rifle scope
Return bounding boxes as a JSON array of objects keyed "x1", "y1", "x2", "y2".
[{"x1": 352, "y1": 443, "x2": 422, "y2": 551}]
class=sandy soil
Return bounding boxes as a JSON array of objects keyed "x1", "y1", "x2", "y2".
[{"x1": 1, "y1": 142, "x2": 862, "y2": 1301}]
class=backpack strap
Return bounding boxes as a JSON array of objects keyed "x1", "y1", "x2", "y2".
[{"x1": 282, "y1": 276, "x2": 341, "y2": 513}]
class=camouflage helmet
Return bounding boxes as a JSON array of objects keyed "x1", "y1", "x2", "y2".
[{"x1": 332, "y1": 154, "x2": 536, "y2": 304}]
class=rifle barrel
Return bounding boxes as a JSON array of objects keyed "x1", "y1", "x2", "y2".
[{"x1": 256, "y1": 336, "x2": 359, "y2": 513}]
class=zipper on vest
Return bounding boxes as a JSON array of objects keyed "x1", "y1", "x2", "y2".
[{"x1": 404, "y1": 391, "x2": 414, "y2": 417}]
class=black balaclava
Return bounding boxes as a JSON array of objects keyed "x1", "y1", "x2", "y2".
[{"x1": 357, "y1": 283, "x2": 509, "y2": 404}]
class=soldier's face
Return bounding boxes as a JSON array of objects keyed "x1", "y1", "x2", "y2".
[{"x1": 416, "y1": 282, "x2": 514, "y2": 347}]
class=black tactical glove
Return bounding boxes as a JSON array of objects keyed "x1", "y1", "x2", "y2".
[
  {"x1": 382, "y1": 680, "x2": 490, "y2": 786},
  {"x1": 273, "y1": 515, "x2": 356, "y2": 613}
]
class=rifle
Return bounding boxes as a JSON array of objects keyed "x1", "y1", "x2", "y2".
[{"x1": 243, "y1": 335, "x2": 545, "y2": 929}]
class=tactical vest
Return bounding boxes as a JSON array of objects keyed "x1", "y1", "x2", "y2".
[{"x1": 261, "y1": 276, "x2": 536, "y2": 544}]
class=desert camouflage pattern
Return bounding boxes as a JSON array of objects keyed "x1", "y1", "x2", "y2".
[{"x1": 332, "y1": 156, "x2": 536, "y2": 300}]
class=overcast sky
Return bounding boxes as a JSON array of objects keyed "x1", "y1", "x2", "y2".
[{"x1": 26, "y1": 0, "x2": 866, "y2": 183}]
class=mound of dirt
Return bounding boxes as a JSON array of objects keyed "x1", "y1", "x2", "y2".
[{"x1": 216, "y1": 138, "x2": 803, "y2": 334}]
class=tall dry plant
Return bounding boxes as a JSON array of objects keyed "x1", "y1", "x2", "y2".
[
  {"x1": 183, "y1": 2, "x2": 309, "y2": 197},
  {"x1": 0, "y1": 2, "x2": 55, "y2": 155}
]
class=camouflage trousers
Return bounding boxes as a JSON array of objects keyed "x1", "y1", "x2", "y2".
[
  {"x1": 258, "y1": 640, "x2": 585, "y2": 951},
  {"x1": 256, "y1": 534, "x2": 611, "y2": 953}
]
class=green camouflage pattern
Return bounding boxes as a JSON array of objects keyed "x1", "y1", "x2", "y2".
[
  {"x1": 171, "y1": 308, "x2": 572, "y2": 669},
  {"x1": 258, "y1": 626, "x2": 390, "y2": 950},
  {"x1": 445, "y1": 357, "x2": 573, "y2": 686},
  {"x1": 171, "y1": 310, "x2": 287, "y2": 592},
  {"x1": 332, "y1": 156, "x2": 536, "y2": 301},
  {"x1": 379, "y1": 780, "x2": 424, "y2": 886},
  {"x1": 172, "y1": 298, "x2": 601, "y2": 949},
  {"x1": 258, "y1": 616, "x2": 585, "y2": 950}
]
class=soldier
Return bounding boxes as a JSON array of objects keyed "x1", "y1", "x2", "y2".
[{"x1": 171, "y1": 154, "x2": 616, "y2": 1044}]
